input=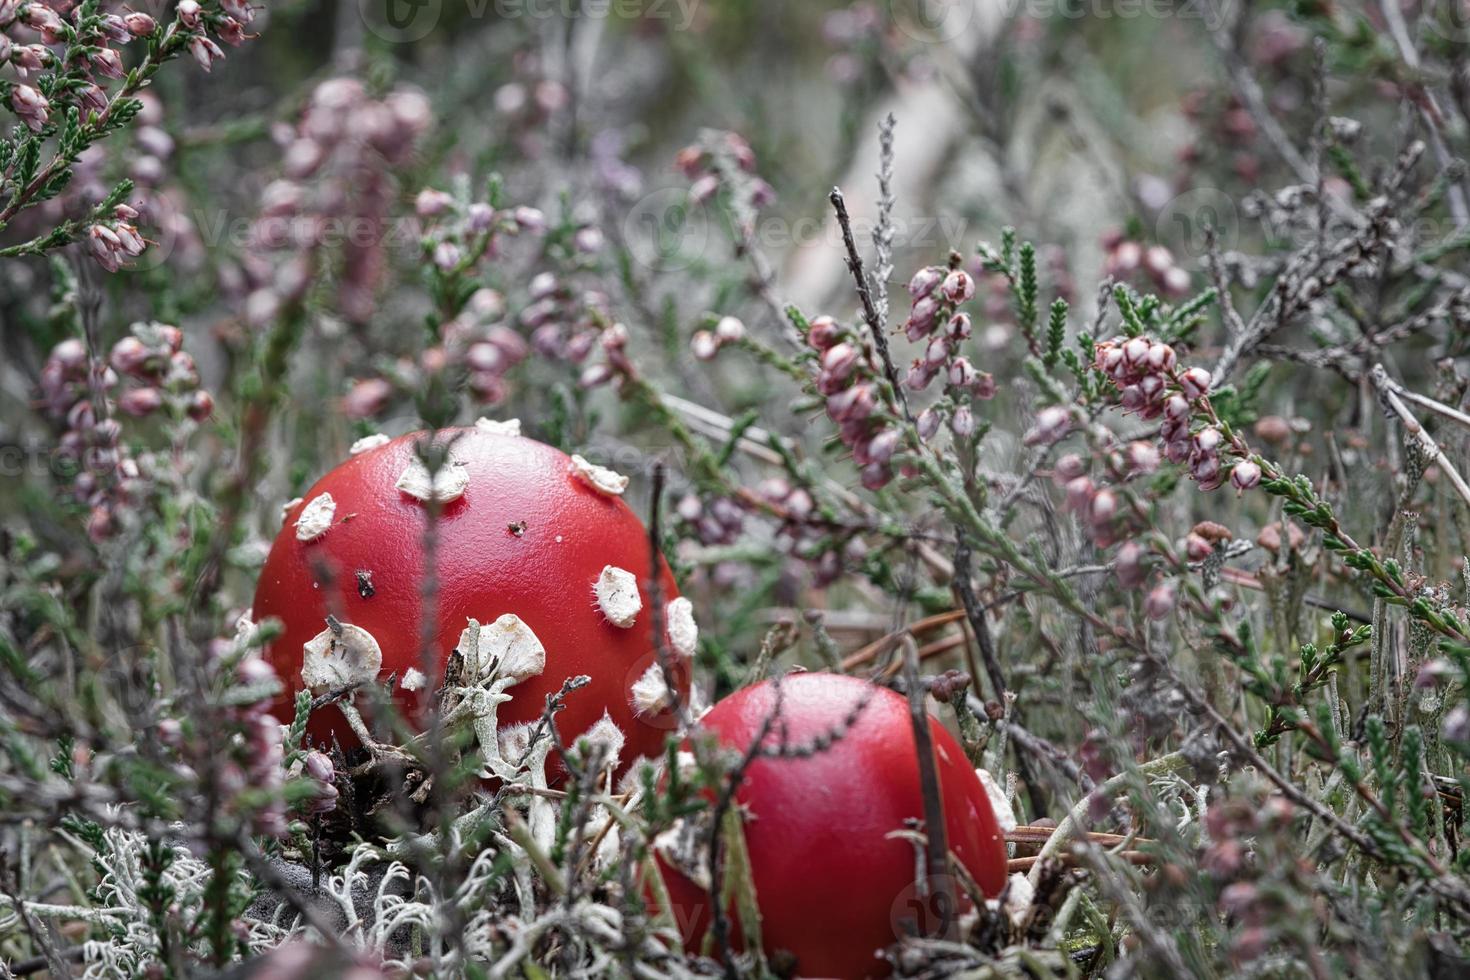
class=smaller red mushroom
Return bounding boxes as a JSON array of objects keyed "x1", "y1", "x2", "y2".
[{"x1": 651, "y1": 672, "x2": 1008, "y2": 979}]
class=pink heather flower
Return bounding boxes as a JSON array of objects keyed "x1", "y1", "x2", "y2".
[
  {"x1": 821, "y1": 342, "x2": 859, "y2": 382},
  {"x1": 21, "y1": 3, "x2": 62, "y2": 40},
  {"x1": 10, "y1": 83, "x2": 48, "y2": 131},
  {"x1": 1053, "y1": 453, "x2": 1086, "y2": 484},
  {"x1": 186, "y1": 390, "x2": 214, "y2": 421},
  {"x1": 177, "y1": 0, "x2": 203, "y2": 28},
  {"x1": 917, "y1": 407, "x2": 942, "y2": 442},
  {"x1": 1122, "y1": 337, "x2": 1150, "y2": 368},
  {"x1": 220, "y1": 0, "x2": 255, "y2": 22},
  {"x1": 1065, "y1": 476, "x2": 1094, "y2": 513},
  {"x1": 303, "y1": 750, "x2": 334, "y2": 782},
  {"x1": 859, "y1": 462, "x2": 891, "y2": 491},
  {"x1": 689, "y1": 173, "x2": 719, "y2": 203},
  {"x1": 1163, "y1": 394, "x2": 1190, "y2": 421},
  {"x1": 827, "y1": 383, "x2": 875, "y2": 422},
  {"x1": 433, "y1": 241, "x2": 462, "y2": 269},
  {"x1": 946, "y1": 312, "x2": 972, "y2": 340},
  {"x1": 942, "y1": 269, "x2": 975, "y2": 304},
  {"x1": 904, "y1": 295, "x2": 940, "y2": 341},
  {"x1": 342, "y1": 378, "x2": 394, "y2": 419},
  {"x1": 512, "y1": 206, "x2": 545, "y2": 232},
  {"x1": 1185, "y1": 532, "x2": 1213, "y2": 561},
  {"x1": 415, "y1": 188, "x2": 454, "y2": 217},
  {"x1": 908, "y1": 265, "x2": 944, "y2": 299},
  {"x1": 466, "y1": 202, "x2": 495, "y2": 232},
  {"x1": 1125, "y1": 441, "x2": 1160, "y2": 475},
  {"x1": 11, "y1": 43, "x2": 48, "y2": 77},
  {"x1": 807, "y1": 316, "x2": 841, "y2": 350},
  {"x1": 1145, "y1": 582, "x2": 1177, "y2": 620},
  {"x1": 1144, "y1": 245, "x2": 1173, "y2": 276},
  {"x1": 904, "y1": 360, "x2": 937, "y2": 392},
  {"x1": 123, "y1": 11, "x2": 156, "y2": 34},
  {"x1": 1146, "y1": 342, "x2": 1177, "y2": 372},
  {"x1": 117, "y1": 387, "x2": 163, "y2": 417},
  {"x1": 715, "y1": 315, "x2": 745, "y2": 344},
  {"x1": 948, "y1": 357, "x2": 977, "y2": 389},
  {"x1": 974, "y1": 372, "x2": 997, "y2": 399},
  {"x1": 951, "y1": 405, "x2": 975, "y2": 437},
  {"x1": 690, "y1": 330, "x2": 718, "y2": 361},
  {"x1": 90, "y1": 46, "x2": 126, "y2": 79},
  {"x1": 1115, "y1": 541, "x2": 1147, "y2": 587},
  {"x1": 188, "y1": 35, "x2": 225, "y2": 72},
  {"x1": 866, "y1": 428, "x2": 900, "y2": 465},
  {"x1": 1231, "y1": 460, "x2": 1262, "y2": 491},
  {"x1": 1088, "y1": 488, "x2": 1118, "y2": 525},
  {"x1": 1193, "y1": 427, "x2": 1223, "y2": 454},
  {"x1": 78, "y1": 83, "x2": 109, "y2": 116},
  {"x1": 1179, "y1": 366, "x2": 1213, "y2": 399},
  {"x1": 1024, "y1": 406, "x2": 1073, "y2": 447},
  {"x1": 923, "y1": 336, "x2": 949, "y2": 368}
]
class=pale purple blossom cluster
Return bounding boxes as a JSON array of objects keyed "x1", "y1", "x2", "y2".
[
  {"x1": 900, "y1": 264, "x2": 998, "y2": 442},
  {"x1": 223, "y1": 651, "x2": 289, "y2": 837},
  {"x1": 38, "y1": 323, "x2": 211, "y2": 541},
  {"x1": 808, "y1": 315, "x2": 902, "y2": 491},
  {"x1": 676, "y1": 130, "x2": 774, "y2": 240},
  {"x1": 300, "y1": 749, "x2": 338, "y2": 816},
  {"x1": 1093, "y1": 335, "x2": 1259, "y2": 493},
  {"x1": 1101, "y1": 233, "x2": 1191, "y2": 298},
  {"x1": 231, "y1": 78, "x2": 431, "y2": 326},
  {"x1": 690, "y1": 315, "x2": 746, "y2": 361}
]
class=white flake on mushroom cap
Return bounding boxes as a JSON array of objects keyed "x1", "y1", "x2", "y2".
[
  {"x1": 569, "y1": 454, "x2": 628, "y2": 497},
  {"x1": 395, "y1": 457, "x2": 470, "y2": 503},
  {"x1": 594, "y1": 565, "x2": 642, "y2": 628},
  {"x1": 665, "y1": 597, "x2": 698, "y2": 657},
  {"x1": 279, "y1": 497, "x2": 302, "y2": 523},
  {"x1": 474, "y1": 417, "x2": 521, "y2": 436},
  {"x1": 300, "y1": 623, "x2": 383, "y2": 694},
  {"x1": 294, "y1": 492, "x2": 336, "y2": 542},
  {"x1": 349, "y1": 432, "x2": 391, "y2": 455},
  {"x1": 400, "y1": 668, "x2": 427, "y2": 692},
  {"x1": 630, "y1": 662, "x2": 675, "y2": 718}
]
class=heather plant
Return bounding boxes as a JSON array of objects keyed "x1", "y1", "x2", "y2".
[{"x1": 4, "y1": 0, "x2": 1470, "y2": 977}]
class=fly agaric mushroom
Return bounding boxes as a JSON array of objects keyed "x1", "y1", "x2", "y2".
[
  {"x1": 653, "y1": 672, "x2": 1007, "y2": 979},
  {"x1": 251, "y1": 424, "x2": 691, "y2": 777}
]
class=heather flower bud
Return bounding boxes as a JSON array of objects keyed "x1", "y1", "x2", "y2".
[
  {"x1": 904, "y1": 360, "x2": 936, "y2": 392},
  {"x1": 1023, "y1": 406, "x2": 1072, "y2": 446},
  {"x1": 303, "y1": 751, "x2": 334, "y2": 782},
  {"x1": 942, "y1": 269, "x2": 975, "y2": 304},
  {"x1": 1193, "y1": 427, "x2": 1222, "y2": 453},
  {"x1": 1115, "y1": 541, "x2": 1147, "y2": 587},
  {"x1": 1184, "y1": 533, "x2": 1213, "y2": 561},
  {"x1": 689, "y1": 174, "x2": 719, "y2": 203},
  {"x1": 690, "y1": 330, "x2": 718, "y2": 361},
  {"x1": 946, "y1": 312, "x2": 972, "y2": 340},
  {"x1": 917, "y1": 407, "x2": 942, "y2": 442},
  {"x1": 866, "y1": 428, "x2": 900, "y2": 465},
  {"x1": 1122, "y1": 337, "x2": 1150, "y2": 367},
  {"x1": 178, "y1": 0, "x2": 203, "y2": 27},
  {"x1": 415, "y1": 188, "x2": 453, "y2": 217},
  {"x1": 1146, "y1": 342, "x2": 1176, "y2": 372},
  {"x1": 1125, "y1": 441, "x2": 1160, "y2": 475},
  {"x1": 118, "y1": 387, "x2": 163, "y2": 417},
  {"x1": 10, "y1": 83, "x2": 48, "y2": 131},
  {"x1": 1064, "y1": 476, "x2": 1094, "y2": 513},
  {"x1": 821, "y1": 342, "x2": 859, "y2": 382},
  {"x1": 904, "y1": 296, "x2": 940, "y2": 341},
  {"x1": 948, "y1": 357, "x2": 977, "y2": 389},
  {"x1": 1230, "y1": 460, "x2": 1262, "y2": 491},
  {"x1": 1164, "y1": 394, "x2": 1190, "y2": 421},
  {"x1": 90, "y1": 47, "x2": 126, "y2": 80},
  {"x1": 512, "y1": 206, "x2": 545, "y2": 232},
  {"x1": 924, "y1": 336, "x2": 949, "y2": 368},
  {"x1": 1179, "y1": 366, "x2": 1212, "y2": 399},
  {"x1": 1088, "y1": 488, "x2": 1118, "y2": 525},
  {"x1": 1145, "y1": 582, "x2": 1177, "y2": 620},
  {"x1": 123, "y1": 11, "x2": 156, "y2": 34},
  {"x1": 715, "y1": 315, "x2": 745, "y2": 343},
  {"x1": 951, "y1": 405, "x2": 975, "y2": 437},
  {"x1": 186, "y1": 390, "x2": 214, "y2": 421},
  {"x1": 859, "y1": 462, "x2": 891, "y2": 491},
  {"x1": 188, "y1": 36, "x2": 224, "y2": 72},
  {"x1": 907, "y1": 265, "x2": 944, "y2": 299},
  {"x1": 807, "y1": 316, "x2": 841, "y2": 350},
  {"x1": 1053, "y1": 454, "x2": 1086, "y2": 484}
]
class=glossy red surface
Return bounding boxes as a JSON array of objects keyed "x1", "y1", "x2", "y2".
[
  {"x1": 658, "y1": 672, "x2": 1008, "y2": 979},
  {"x1": 252, "y1": 428, "x2": 683, "y2": 774}
]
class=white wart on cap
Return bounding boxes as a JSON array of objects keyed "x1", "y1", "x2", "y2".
[
  {"x1": 295, "y1": 492, "x2": 336, "y2": 542},
  {"x1": 594, "y1": 565, "x2": 642, "y2": 628},
  {"x1": 569, "y1": 454, "x2": 628, "y2": 497}
]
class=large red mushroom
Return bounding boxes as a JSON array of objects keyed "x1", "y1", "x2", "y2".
[
  {"x1": 250, "y1": 421, "x2": 694, "y2": 778},
  {"x1": 653, "y1": 671, "x2": 1008, "y2": 979}
]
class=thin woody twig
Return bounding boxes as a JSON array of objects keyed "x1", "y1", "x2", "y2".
[{"x1": 1371, "y1": 363, "x2": 1470, "y2": 509}]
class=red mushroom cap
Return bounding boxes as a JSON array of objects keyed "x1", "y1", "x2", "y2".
[
  {"x1": 251, "y1": 424, "x2": 691, "y2": 776},
  {"x1": 656, "y1": 672, "x2": 1007, "y2": 979}
]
